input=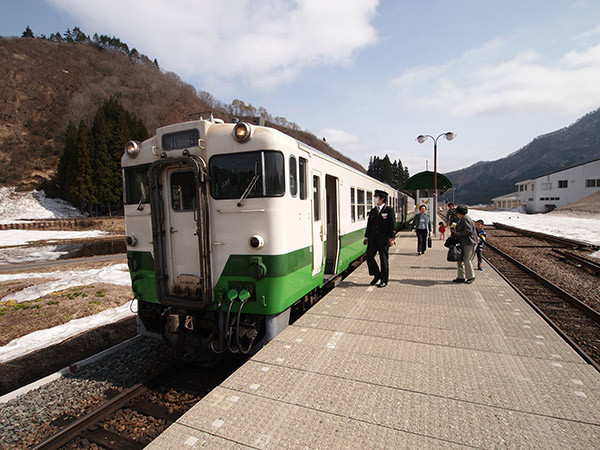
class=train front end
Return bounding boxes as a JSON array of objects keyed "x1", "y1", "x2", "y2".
[{"x1": 122, "y1": 117, "x2": 300, "y2": 359}]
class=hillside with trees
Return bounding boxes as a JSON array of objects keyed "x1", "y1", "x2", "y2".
[
  {"x1": 446, "y1": 108, "x2": 600, "y2": 204},
  {"x1": 0, "y1": 28, "x2": 365, "y2": 204}
]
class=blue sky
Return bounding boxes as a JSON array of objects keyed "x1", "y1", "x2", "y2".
[{"x1": 3, "y1": 1, "x2": 600, "y2": 177}]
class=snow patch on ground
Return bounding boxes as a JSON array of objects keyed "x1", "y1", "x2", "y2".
[
  {"x1": 0, "y1": 264, "x2": 132, "y2": 303},
  {"x1": 0, "y1": 301, "x2": 136, "y2": 363},
  {"x1": 468, "y1": 209, "x2": 600, "y2": 247},
  {"x1": 0, "y1": 229, "x2": 109, "y2": 247},
  {"x1": 0, "y1": 187, "x2": 85, "y2": 224}
]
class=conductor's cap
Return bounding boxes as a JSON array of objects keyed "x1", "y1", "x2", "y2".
[{"x1": 374, "y1": 189, "x2": 388, "y2": 198}]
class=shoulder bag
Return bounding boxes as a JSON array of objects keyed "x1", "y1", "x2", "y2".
[{"x1": 447, "y1": 245, "x2": 463, "y2": 262}]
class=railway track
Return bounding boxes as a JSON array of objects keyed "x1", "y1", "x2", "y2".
[
  {"x1": 491, "y1": 222, "x2": 600, "y2": 251},
  {"x1": 26, "y1": 255, "x2": 362, "y2": 449},
  {"x1": 30, "y1": 358, "x2": 245, "y2": 450},
  {"x1": 484, "y1": 229, "x2": 600, "y2": 371}
]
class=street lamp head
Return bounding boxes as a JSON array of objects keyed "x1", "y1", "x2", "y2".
[
  {"x1": 444, "y1": 132, "x2": 455, "y2": 141},
  {"x1": 416, "y1": 135, "x2": 427, "y2": 144}
]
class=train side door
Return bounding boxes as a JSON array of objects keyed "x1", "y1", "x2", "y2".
[
  {"x1": 311, "y1": 171, "x2": 324, "y2": 276},
  {"x1": 325, "y1": 174, "x2": 339, "y2": 274}
]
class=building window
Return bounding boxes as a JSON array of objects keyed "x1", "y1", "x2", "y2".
[
  {"x1": 541, "y1": 183, "x2": 551, "y2": 190},
  {"x1": 357, "y1": 189, "x2": 365, "y2": 220},
  {"x1": 367, "y1": 191, "x2": 373, "y2": 209},
  {"x1": 585, "y1": 179, "x2": 600, "y2": 188},
  {"x1": 350, "y1": 187, "x2": 356, "y2": 222},
  {"x1": 558, "y1": 180, "x2": 568, "y2": 188}
]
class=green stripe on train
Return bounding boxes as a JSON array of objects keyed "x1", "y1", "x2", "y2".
[{"x1": 126, "y1": 228, "x2": 370, "y2": 314}]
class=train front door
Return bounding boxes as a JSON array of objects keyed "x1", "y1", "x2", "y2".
[
  {"x1": 166, "y1": 168, "x2": 202, "y2": 294},
  {"x1": 311, "y1": 171, "x2": 323, "y2": 276},
  {"x1": 149, "y1": 158, "x2": 211, "y2": 307}
]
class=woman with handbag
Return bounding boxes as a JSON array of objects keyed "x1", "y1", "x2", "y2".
[
  {"x1": 410, "y1": 205, "x2": 431, "y2": 255},
  {"x1": 451, "y1": 205, "x2": 478, "y2": 283}
]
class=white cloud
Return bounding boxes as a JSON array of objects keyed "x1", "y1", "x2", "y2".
[
  {"x1": 391, "y1": 39, "x2": 600, "y2": 118},
  {"x1": 46, "y1": 0, "x2": 379, "y2": 90},
  {"x1": 320, "y1": 127, "x2": 360, "y2": 147}
]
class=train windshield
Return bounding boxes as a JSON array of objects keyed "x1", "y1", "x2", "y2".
[
  {"x1": 210, "y1": 151, "x2": 284, "y2": 199},
  {"x1": 123, "y1": 165, "x2": 150, "y2": 205}
]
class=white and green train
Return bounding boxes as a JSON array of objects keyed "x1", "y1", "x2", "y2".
[{"x1": 121, "y1": 116, "x2": 415, "y2": 358}]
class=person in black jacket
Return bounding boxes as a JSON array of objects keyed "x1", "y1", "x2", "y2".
[{"x1": 363, "y1": 189, "x2": 396, "y2": 287}]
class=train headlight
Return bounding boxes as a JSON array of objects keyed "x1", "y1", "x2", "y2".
[
  {"x1": 126, "y1": 235, "x2": 137, "y2": 247},
  {"x1": 249, "y1": 235, "x2": 264, "y2": 249},
  {"x1": 125, "y1": 140, "x2": 141, "y2": 158},
  {"x1": 233, "y1": 122, "x2": 252, "y2": 142}
]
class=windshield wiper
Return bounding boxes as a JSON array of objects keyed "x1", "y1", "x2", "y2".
[
  {"x1": 237, "y1": 172, "x2": 261, "y2": 207},
  {"x1": 137, "y1": 181, "x2": 148, "y2": 211}
]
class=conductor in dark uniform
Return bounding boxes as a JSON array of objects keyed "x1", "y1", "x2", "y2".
[{"x1": 363, "y1": 189, "x2": 396, "y2": 287}]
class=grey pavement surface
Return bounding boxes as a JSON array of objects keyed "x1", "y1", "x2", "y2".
[{"x1": 146, "y1": 231, "x2": 600, "y2": 449}]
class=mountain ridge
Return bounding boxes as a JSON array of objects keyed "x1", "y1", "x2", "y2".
[
  {"x1": 0, "y1": 35, "x2": 364, "y2": 192},
  {"x1": 445, "y1": 108, "x2": 600, "y2": 204}
]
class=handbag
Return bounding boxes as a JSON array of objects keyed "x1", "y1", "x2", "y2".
[
  {"x1": 427, "y1": 235, "x2": 432, "y2": 248},
  {"x1": 444, "y1": 236, "x2": 456, "y2": 248},
  {"x1": 447, "y1": 245, "x2": 463, "y2": 262}
]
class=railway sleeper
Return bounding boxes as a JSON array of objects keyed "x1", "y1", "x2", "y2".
[
  {"x1": 129, "y1": 398, "x2": 183, "y2": 422},
  {"x1": 80, "y1": 428, "x2": 145, "y2": 450}
]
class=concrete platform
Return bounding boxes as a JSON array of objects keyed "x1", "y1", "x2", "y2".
[{"x1": 147, "y1": 232, "x2": 600, "y2": 449}]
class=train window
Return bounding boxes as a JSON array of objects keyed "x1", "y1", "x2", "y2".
[
  {"x1": 313, "y1": 176, "x2": 320, "y2": 220},
  {"x1": 357, "y1": 189, "x2": 365, "y2": 220},
  {"x1": 289, "y1": 156, "x2": 298, "y2": 197},
  {"x1": 170, "y1": 171, "x2": 196, "y2": 211},
  {"x1": 350, "y1": 187, "x2": 356, "y2": 222},
  {"x1": 299, "y1": 157, "x2": 307, "y2": 200},
  {"x1": 123, "y1": 165, "x2": 150, "y2": 205},
  {"x1": 367, "y1": 191, "x2": 373, "y2": 209},
  {"x1": 209, "y1": 151, "x2": 284, "y2": 199}
]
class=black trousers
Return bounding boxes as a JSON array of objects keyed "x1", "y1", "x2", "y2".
[
  {"x1": 366, "y1": 240, "x2": 390, "y2": 283},
  {"x1": 416, "y1": 229, "x2": 428, "y2": 253}
]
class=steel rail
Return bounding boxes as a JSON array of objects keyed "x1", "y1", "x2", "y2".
[
  {"x1": 492, "y1": 222, "x2": 599, "y2": 250},
  {"x1": 552, "y1": 248, "x2": 600, "y2": 275},
  {"x1": 484, "y1": 243, "x2": 600, "y2": 372},
  {"x1": 30, "y1": 363, "x2": 181, "y2": 450},
  {"x1": 486, "y1": 241, "x2": 600, "y2": 324}
]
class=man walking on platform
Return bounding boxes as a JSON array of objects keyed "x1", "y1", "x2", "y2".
[{"x1": 363, "y1": 189, "x2": 396, "y2": 288}]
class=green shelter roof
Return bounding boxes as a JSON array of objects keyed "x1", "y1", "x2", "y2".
[{"x1": 404, "y1": 171, "x2": 453, "y2": 193}]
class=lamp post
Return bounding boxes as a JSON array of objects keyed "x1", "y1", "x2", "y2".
[{"x1": 416, "y1": 132, "x2": 455, "y2": 236}]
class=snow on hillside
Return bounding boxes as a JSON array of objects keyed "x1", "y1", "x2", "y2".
[{"x1": 0, "y1": 187, "x2": 86, "y2": 224}]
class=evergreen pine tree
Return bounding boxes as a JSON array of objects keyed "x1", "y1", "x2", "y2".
[
  {"x1": 22, "y1": 26, "x2": 35, "y2": 38},
  {"x1": 69, "y1": 121, "x2": 96, "y2": 214},
  {"x1": 91, "y1": 110, "x2": 116, "y2": 215},
  {"x1": 381, "y1": 155, "x2": 393, "y2": 185},
  {"x1": 57, "y1": 121, "x2": 78, "y2": 199}
]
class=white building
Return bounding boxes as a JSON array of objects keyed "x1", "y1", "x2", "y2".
[
  {"x1": 516, "y1": 158, "x2": 600, "y2": 213},
  {"x1": 492, "y1": 192, "x2": 520, "y2": 210}
]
